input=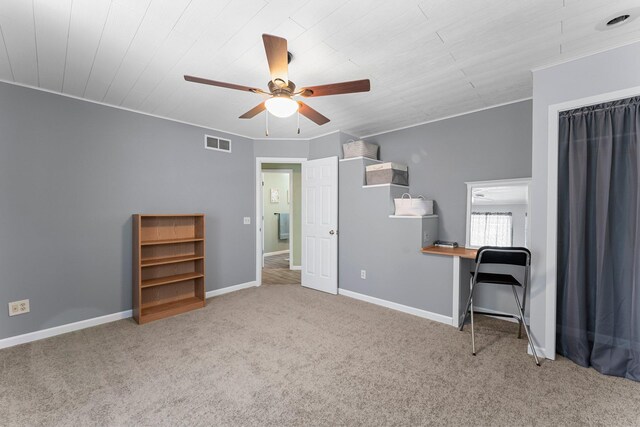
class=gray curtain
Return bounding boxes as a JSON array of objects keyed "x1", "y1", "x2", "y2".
[{"x1": 557, "y1": 96, "x2": 640, "y2": 381}]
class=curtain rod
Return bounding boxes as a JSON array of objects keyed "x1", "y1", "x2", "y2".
[{"x1": 560, "y1": 96, "x2": 640, "y2": 117}]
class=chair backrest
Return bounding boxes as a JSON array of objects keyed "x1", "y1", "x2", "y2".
[{"x1": 475, "y1": 246, "x2": 531, "y2": 267}]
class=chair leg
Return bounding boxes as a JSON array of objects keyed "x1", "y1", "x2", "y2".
[
  {"x1": 517, "y1": 320, "x2": 523, "y2": 339},
  {"x1": 511, "y1": 286, "x2": 540, "y2": 366},
  {"x1": 459, "y1": 277, "x2": 474, "y2": 331},
  {"x1": 513, "y1": 286, "x2": 523, "y2": 339},
  {"x1": 470, "y1": 293, "x2": 476, "y2": 356}
]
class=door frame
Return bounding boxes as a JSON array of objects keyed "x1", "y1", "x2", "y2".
[
  {"x1": 544, "y1": 84, "x2": 640, "y2": 360},
  {"x1": 256, "y1": 157, "x2": 306, "y2": 286}
]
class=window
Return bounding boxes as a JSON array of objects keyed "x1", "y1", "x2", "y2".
[{"x1": 469, "y1": 212, "x2": 513, "y2": 247}]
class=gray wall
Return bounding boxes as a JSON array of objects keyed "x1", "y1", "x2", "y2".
[
  {"x1": 339, "y1": 159, "x2": 447, "y2": 315},
  {"x1": 337, "y1": 100, "x2": 533, "y2": 318},
  {"x1": 0, "y1": 82, "x2": 534, "y2": 341},
  {"x1": 0, "y1": 82, "x2": 255, "y2": 340},
  {"x1": 308, "y1": 131, "x2": 358, "y2": 160},
  {"x1": 368, "y1": 100, "x2": 532, "y2": 243},
  {"x1": 530, "y1": 41, "x2": 640, "y2": 356},
  {"x1": 254, "y1": 139, "x2": 309, "y2": 159}
]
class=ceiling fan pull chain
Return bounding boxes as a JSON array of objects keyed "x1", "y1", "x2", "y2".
[
  {"x1": 265, "y1": 110, "x2": 269, "y2": 136},
  {"x1": 297, "y1": 110, "x2": 300, "y2": 134}
]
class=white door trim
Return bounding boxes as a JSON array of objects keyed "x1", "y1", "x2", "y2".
[
  {"x1": 544, "y1": 84, "x2": 640, "y2": 361},
  {"x1": 256, "y1": 157, "x2": 306, "y2": 286}
]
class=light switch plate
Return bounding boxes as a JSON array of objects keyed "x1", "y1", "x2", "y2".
[{"x1": 243, "y1": 217, "x2": 251, "y2": 225}]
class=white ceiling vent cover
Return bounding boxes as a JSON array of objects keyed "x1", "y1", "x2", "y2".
[{"x1": 204, "y1": 135, "x2": 232, "y2": 153}]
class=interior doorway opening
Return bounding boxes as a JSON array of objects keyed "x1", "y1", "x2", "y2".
[{"x1": 256, "y1": 158, "x2": 305, "y2": 286}]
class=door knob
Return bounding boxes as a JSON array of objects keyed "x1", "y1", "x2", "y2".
[{"x1": 329, "y1": 230, "x2": 335, "y2": 235}]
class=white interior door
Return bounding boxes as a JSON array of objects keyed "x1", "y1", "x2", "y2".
[{"x1": 302, "y1": 156, "x2": 338, "y2": 294}]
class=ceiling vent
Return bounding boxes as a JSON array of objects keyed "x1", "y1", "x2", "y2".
[
  {"x1": 204, "y1": 135, "x2": 231, "y2": 153},
  {"x1": 596, "y1": 8, "x2": 639, "y2": 31}
]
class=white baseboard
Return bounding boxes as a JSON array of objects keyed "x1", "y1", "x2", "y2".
[
  {"x1": 528, "y1": 345, "x2": 551, "y2": 360},
  {"x1": 290, "y1": 265, "x2": 301, "y2": 271},
  {"x1": 338, "y1": 289, "x2": 453, "y2": 326},
  {"x1": 205, "y1": 281, "x2": 258, "y2": 298},
  {"x1": 0, "y1": 281, "x2": 259, "y2": 350},
  {"x1": 0, "y1": 310, "x2": 132, "y2": 350},
  {"x1": 263, "y1": 250, "x2": 289, "y2": 257}
]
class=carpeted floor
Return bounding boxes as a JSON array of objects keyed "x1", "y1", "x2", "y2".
[{"x1": 1, "y1": 285, "x2": 639, "y2": 426}]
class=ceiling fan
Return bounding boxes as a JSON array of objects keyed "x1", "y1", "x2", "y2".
[{"x1": 184, "y1": 34, "x2": 370, "y2": 132}]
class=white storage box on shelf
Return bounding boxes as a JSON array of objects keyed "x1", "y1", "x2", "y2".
[
  {"x1": 394, "y1": 193, "x2": 434, "y2": 216},
  {"x1": 365, "y1": 162, "x2": 408, "y2": 186},
  {"x1": 343, "y1": 139, "x2": 379, "y2": 160}
]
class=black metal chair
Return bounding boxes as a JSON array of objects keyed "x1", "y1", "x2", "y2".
[{"x1": 459, "y1": 246, "x2": 540, "y2": 366}]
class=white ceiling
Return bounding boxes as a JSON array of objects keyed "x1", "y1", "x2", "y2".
[{"x1": 0, "y1": 0, "x2": 639, "y2": 139}]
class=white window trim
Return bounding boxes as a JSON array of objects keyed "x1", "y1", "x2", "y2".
[{"x1": 465, "y1": 177, "x2": 531, "y2": 249}]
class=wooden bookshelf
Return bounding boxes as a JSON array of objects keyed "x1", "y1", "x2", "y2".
[{"x1": 133, "y1": 214, "x2": 206, "y2": 324}]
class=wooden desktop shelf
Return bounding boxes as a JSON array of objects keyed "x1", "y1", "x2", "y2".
[
  {"x1": 133, "y1": 214, "x2": 206, "y2": 324},
  {"x1": 421, "y1": 245, "x2": 478, "y2": 259}
]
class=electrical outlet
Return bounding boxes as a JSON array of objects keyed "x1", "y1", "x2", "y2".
[
  {"x1": 243, "y1": 217, "x2": 251, "y2": 225},
  {"x1": 8, "y1": 299, "x2": 30, "y2": 316},
  {"x1": 360, "y1": 270, "x2": 366, "y2": 279}
]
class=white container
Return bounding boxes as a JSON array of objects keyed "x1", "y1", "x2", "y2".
[
  {"x1": 366, "y1": 162, "x2": 408, "y2": 186},
  {"x1": 394, "y1": 193, "x2": 434, "y2": 216},
  {"x1": 343, "y1": 139, "x2": 379, "y2": 160}
]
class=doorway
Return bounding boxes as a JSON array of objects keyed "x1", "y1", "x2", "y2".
[{"x1": 256, "y1": 158, "x2": 305, "y2": 286}]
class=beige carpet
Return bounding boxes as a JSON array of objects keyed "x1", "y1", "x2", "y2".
[{"x1": 1, "y1": 285, "x2": 639, "y2": 426}]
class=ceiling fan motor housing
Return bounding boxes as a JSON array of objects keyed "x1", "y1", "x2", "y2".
[{"x1": 268, "y1": 79, "x2": 296, "y2": 95}]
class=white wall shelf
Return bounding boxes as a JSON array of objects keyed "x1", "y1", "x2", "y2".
[
  {"x1": 339, "y1": 156, "x2": 382, "y2": 163},
  {"x1": 363, "y1": 183, "x2": 409, "y2": 189},
  {"x1": 389, "y1": 215, "x2": 438, "y2": 219}
]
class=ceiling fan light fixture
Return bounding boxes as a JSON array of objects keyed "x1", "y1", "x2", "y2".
[{"x1": 265, "y1": 95, "x2": 299, "y2": 118}]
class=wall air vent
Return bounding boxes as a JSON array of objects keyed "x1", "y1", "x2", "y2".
[{"x1": 204, "y1": 135, "x2": 232, "y2": 153}]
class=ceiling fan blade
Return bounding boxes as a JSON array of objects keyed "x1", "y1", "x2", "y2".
[
  {"x1": 184, "y1": 75, "x2": 262, "y2": 93},
  {"x1": 298, "y1": 102, "x2": 330, "y2": 126},
  {"x1": 239, "y1": 102, "x2": 266, "y2": 119},
  {"x1": 262, "y1": 34, "x2": 288, "y2": 84},
  {"x1": 299, "y1": 79, "x2": 370, "y2": 97}
]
